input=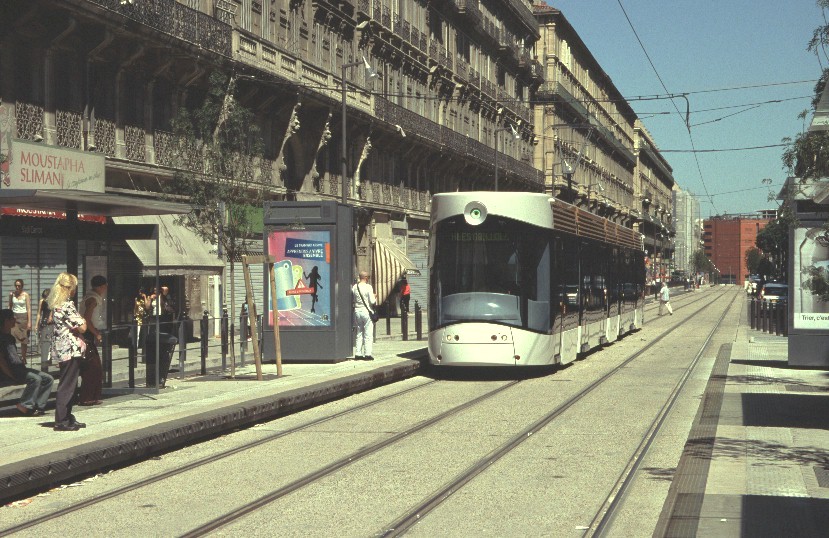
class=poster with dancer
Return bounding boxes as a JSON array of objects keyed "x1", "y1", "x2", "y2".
[{"x1": 267, "y1": 230, "x2": 332, "y2": 327}]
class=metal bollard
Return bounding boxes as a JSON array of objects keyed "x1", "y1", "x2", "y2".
[
  {"x1": 220, "y1": 307, "x2": 228, "y2": 371},
  {"x1": 761, "y1": 301, "x2": 768, "y2": 333},
  {"x1": 102, "y1": 330, "x2": 112, "y2": 388},
  {"x1": 415, "y1": 301, "x2": 422, "y2": 340},
  {"x1": 200, "y1": 311, "x2": 208, "y2": 375},
  {"x1": 240, "y1": 310, "x2": 247, "y2": 367},
  {"x1": 401, "y1": 308, "x2": 409, "y2": 341},
  {"x1": 178, "y1": 319, "x2": 186, "y2": 379},
  {"x1": 775, "y1": 303, "x2": 783, "y2": 336},
  {"x1": 750, "y1": 299, "x2": 756, "y2": 330},
  {"x1": 386, "y1": 299, "x2": 391, "y2": 335}
]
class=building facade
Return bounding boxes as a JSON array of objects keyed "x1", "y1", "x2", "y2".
[
  {"x1": 0, "y1": 0, "x2": 543, "y2": 319},
  {"x1": 634, "y1": 121, "x2": 675, "y2": 285},
  {"x1": 672, "y1": 187, "x2": 701, "y2": 275},
  {"x1": 703, "y1": 215, "x2": 771, "y2": 285},
  {"x1": 532, "y1": 5, "x2": 638, "y2": 225}
]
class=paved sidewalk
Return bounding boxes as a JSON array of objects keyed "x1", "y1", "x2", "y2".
[
  {"x1": 0, "y1": 335, "x2": 428, "y2": 503},
  {"x1": 661, "y1": 316, "x2": 829, "y2": 536}
]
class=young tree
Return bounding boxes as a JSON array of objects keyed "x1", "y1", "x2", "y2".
[
  {"x1": 164, "y1": 72, "x2": 269, "y2": 373},
  {"x1": 745, "y1": 247, "x2": 763, "y2": 276},
  {"x1": 690, "y1": 249, "x2": 713, "y2": 281}
]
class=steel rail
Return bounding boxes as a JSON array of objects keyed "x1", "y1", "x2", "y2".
[
  {"x1": 378, "y1": 289, "x2": 733, "y2": 537},
  {"x1": 0, "y1": 379, "x2": 441, "y2": 537},
  {"x1": 179, "y1": 380, "x2": 523, "y2": 537},
  {"x1": 588, "y1": 291, "x2": 740, "y2": 536}
]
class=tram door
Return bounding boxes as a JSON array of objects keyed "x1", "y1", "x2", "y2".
[{"x1": 554, "y1": 235, "x2": 580, "y2": 364}]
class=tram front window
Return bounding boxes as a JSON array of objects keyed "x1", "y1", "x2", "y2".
[{"x1": 430, "y1": 217, "x2": 550, "y2": 332}]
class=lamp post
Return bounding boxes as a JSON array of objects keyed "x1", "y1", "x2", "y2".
[
  {"x1": 494, "y1": 125, "x2": 520, "y2": 191},
  {"x1": 546, "y1": 120, "x2": 598, "y2": 203},
  {"x1": 341, "y1": 56, "x2": 376, "y2": 204}
]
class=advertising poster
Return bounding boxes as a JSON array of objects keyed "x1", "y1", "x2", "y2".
[
  {"x1": 267, "y1": 230, "x2": 332, "y2": 327},
  {"x1": 793, "y1": 226, "x2": 829, "y2": 329}
]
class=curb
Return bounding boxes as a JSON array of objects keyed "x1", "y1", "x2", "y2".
[{"x1": 0, "y1": 358, "x2": 425, "y2": 503}]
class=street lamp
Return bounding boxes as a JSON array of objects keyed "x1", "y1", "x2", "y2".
[
  {"x1": 546, "y1": 118, "x2": 599, "y2": 203},
  {"x1": 341, "y1": 55, "x2": 377, "y2": 204},
  {"x1": 494, "y1": 123, "x2": 520, "y2": 191}
]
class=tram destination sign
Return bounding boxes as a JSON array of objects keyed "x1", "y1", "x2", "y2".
[{"x1": 4, "y1": 138, "x2": 105, "y2": 193}]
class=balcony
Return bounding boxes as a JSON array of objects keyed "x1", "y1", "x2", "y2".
[
  {"x1": 86, "y1": 0, "x2": 232, "y2": 57},
  {"x1": 374, "y1": 97, "x2": 441, "y2": 143},
  {"x1": 453, "y1": 0, "x2": 482, "y2": 27}
]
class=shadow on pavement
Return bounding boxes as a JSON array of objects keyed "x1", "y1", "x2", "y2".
[
  {"x1": 742, "y1": 495, "x2": 829, "y2": 537},
  {"x1": 741, "y1": 393, "x2": 829, "y2": 430}
]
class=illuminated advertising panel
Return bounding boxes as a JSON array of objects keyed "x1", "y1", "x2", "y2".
[
  {"x1": 793, "y1": 226, "x2": 829, "y2": 329},
  {"x1": 267, "y1": 229, "x2": 332, "y2": 328}
]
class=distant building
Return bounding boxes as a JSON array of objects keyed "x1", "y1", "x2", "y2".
[
  {"x1": 673, "y1": 189, "x2": 700, "y2": 274},
  {"x1": 703, "y1": 215, "x2": 772, "y2": 284}
]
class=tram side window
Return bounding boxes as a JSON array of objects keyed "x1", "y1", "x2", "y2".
[{"x1": 559, "y1": 236, "x2": 579, "y2": 311}]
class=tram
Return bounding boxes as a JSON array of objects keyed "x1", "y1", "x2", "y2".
[{"x1": 428, "y1": 191, "x2": 646, "y2": 366}]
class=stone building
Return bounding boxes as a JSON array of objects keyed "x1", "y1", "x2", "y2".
[
  {"x1": 672, "y1": 187, "x2": 701, "y2": 275},
  {"x1": 0, "y1": 0, "x2": 543, "y2": 319}
]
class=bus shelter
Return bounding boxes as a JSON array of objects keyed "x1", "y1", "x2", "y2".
[{"x1": 0, "y1": 188, "x2": 193, "y2": 393}]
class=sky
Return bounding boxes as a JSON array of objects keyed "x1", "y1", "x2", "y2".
[{"x1": 546, "y1": 0, "x2": 824, "y2": 218}]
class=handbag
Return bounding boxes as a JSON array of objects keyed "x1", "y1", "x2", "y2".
[{"x1": 357, "y1": 284, "x2": 379, "y2": 323}]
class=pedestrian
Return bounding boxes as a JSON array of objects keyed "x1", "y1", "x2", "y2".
[
  {"x1": 0, "y1": 309, "x2": 54, "y2": 416},
  {"x1": 8, "y1": 279, "x2": 31, "y2": 363},
  {"x1": 48, "y1": 272, "x2": 88, "y2": 432},
  {"x1": 150, "y1": 285, "x2": 175, "y2": 324},
  {"x1": 133, "y1": 288, "x2": 148, "y2": 352},
  {"x1": 659, "y1": 282, "x2": 673, "y2": 316},
  {"x1": 34, "y1": 289, "x2": 52, "y2": 368},
  {"x1": 78, "y1": 275, "x2": 106, "y2": 406},
  {"x1": 400, "y1": 277, "x2": 411, "y2": 313},
  {"x1": 351, "y1": 270, "x2": 376, "y2": 361}
]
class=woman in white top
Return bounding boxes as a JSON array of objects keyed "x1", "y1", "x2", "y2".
[
  {"x1": 8, "y1": 279, "x2": 31, "y2": 361},
  {"x1": 351, "y1": 271, "x2": 376, "y2": 360}
]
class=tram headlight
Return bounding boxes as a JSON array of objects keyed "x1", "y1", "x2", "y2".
[{"x1": 464, "y1": 202, "x2": 487, "y2": 225}]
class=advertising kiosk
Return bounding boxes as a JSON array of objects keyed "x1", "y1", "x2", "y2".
[{"x1": 261, "y1": 201, "x2": 353, "y2": 362}]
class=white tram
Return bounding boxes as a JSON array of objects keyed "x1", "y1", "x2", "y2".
[{"x1": 428, "y1": 192, "x2": 646, "y2": 367}]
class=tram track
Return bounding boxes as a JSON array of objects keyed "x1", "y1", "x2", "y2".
[
  {"x1": 1, "y1": 288, "x2": 727, "y2": 537},
  {"x1": 0, "y1": 379, "x2": 443, "y2": 536},
  {"x1": 587, "y1": 292, "x2": 740, "y2": 537},
  {"x1": 376, "y1": 289, "x2": 735, "y2": 537}
]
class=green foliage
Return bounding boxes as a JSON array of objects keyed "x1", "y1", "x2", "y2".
[
  {"x1": 163, "y1": 72, "x2": 269, "y2": 268},
  {"x1": 689, "y1": 249, "x2": 713, "y2": 275},
  {"x1": 755, "y1": 205, "x2": 796, "y2": 280},
  {"x1": 745, "y1": 247, "x2": 763, "y2": 275}
]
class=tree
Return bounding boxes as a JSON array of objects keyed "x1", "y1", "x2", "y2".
[
  {"x1": 689, "y1": 249, "x2": 713, "y2": 277},
  {"x1": 745, "y1": 247, "x2": 763, "y2": 276},
  {"x1": 164, "y1": 72, "x2": 269, "y2": 373},
  {"x1": 755, "y1": 205, "x2": 795, "y2": 280}
]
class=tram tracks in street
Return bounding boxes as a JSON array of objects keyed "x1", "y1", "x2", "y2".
[
  {"x1": 0, "y1": 379, "x2": 443, "y2": 536},
  {"x1": 376, "y1": 290, "x2": 736, "y2": 537},
  {"x1": 0, "y1": 288, "x2": 727, "y2": 537}
]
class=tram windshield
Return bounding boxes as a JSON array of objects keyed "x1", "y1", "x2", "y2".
[{"x1": 430, "y1": 216, "x2": 551, "y2": 332}]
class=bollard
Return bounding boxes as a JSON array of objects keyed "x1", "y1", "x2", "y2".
[
  {"x1": 386, "y1": 299, "x2": 391, "y2": 335},
  {"x1": 200, "y1": 311, "x2": 209, "y2": 375},
  {"x1": 750, "y1": 299, "x2": 756, "y2": 330},
  {"x1": 220, "y1": 307, "x2": 228, "y2": 371},
  {"x1": 761, "y1": 301, "x2": 768, "y2": 333},
  {"x1": 775, "y1": 303, "x2": 783, "y2": 336},
  {"x1": 783, "y1": 304, "x2": 789, "y2": 336},
  {"x1": 415, "y1": 301, "x2": 422, "y2": 340},
  {"x1": 128, "y1": 325, "x2": 137, "y2": 389},
  {"x1": 102, "y1": 330, "x2": 112, "y2": 388},
  {"x1": 240, "y1": 310, "x2": 247, "y2": 367},
  {"x1": 178, "y1": 318, "x2": 186, "y2": 379},
  {"x1": 401, "y1": 308, "x2": 409, "y2": 341}
]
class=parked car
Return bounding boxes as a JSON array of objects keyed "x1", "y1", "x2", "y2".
[{"x1": 759, "y1": 283, "x2": 788, "y2": 304}]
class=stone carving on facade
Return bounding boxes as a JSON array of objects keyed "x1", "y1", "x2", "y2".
[
  {"x1": 310, "y1": 112, "x2": 332, "y2": 190},
  {"x1": 353, "y1": 135, "x2": 373, "y2": 196},
  {"x1": 275, "y1": 100, "x2": 302, "y2": 186}
]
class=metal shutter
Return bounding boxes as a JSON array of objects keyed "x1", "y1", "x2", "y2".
[{"x1": 407, "y1": 235, "x2": 428, "y2": 312}]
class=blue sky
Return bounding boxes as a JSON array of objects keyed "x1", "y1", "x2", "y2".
[{"x1": 546, "y1": 0, "x2": 824, "y2": 217}]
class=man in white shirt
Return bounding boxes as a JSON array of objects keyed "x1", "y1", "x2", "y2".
[
  {"x1": 351, "y1": 271, "x2": 376, "y2": 360},
  {"x1": 659, "y1": 282, "x2": 673, "y2": 316}
]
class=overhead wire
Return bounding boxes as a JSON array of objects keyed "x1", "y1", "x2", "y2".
[{"x1": 616, "y1": 0, "x2": 718, "y2": 214}]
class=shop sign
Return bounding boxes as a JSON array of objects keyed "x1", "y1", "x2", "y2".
[
  {"x1": 0, "y1": 207, "x2": 106, "y2": 224},
  {"x1": 4, "y1": 138, "x2": 105, "y2": 192}
]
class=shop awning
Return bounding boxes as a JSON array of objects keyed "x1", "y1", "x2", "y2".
[
  {"x1": 372, "y1": 238, "x2": 421, "y2": 305},
  {"x1": 0, "y1": 189, "x2": 191, "y2": 216},
  {"x1": 112, "y1": 214, "x2": 223, "y2": 275}
]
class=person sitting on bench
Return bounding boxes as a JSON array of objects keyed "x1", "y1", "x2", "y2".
[{"x1": 0, "y1": 309, "x2": 54, "y2": 416}]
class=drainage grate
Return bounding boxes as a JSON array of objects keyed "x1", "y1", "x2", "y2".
[{"x1": 814, "y1": 466, "x2": 829, "y2": 488}]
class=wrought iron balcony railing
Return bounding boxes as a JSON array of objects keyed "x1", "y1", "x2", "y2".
[{"x1": 86, "y1": 0, "x2": 232, "y2": 57}]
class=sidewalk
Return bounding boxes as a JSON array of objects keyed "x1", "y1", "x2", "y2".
[
  {"x1": 662, "y1": 317, "x2": 829, "y2": 536},
  {"x1": 0, "y1": 332, "x2": 428, "y2": 503}
]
